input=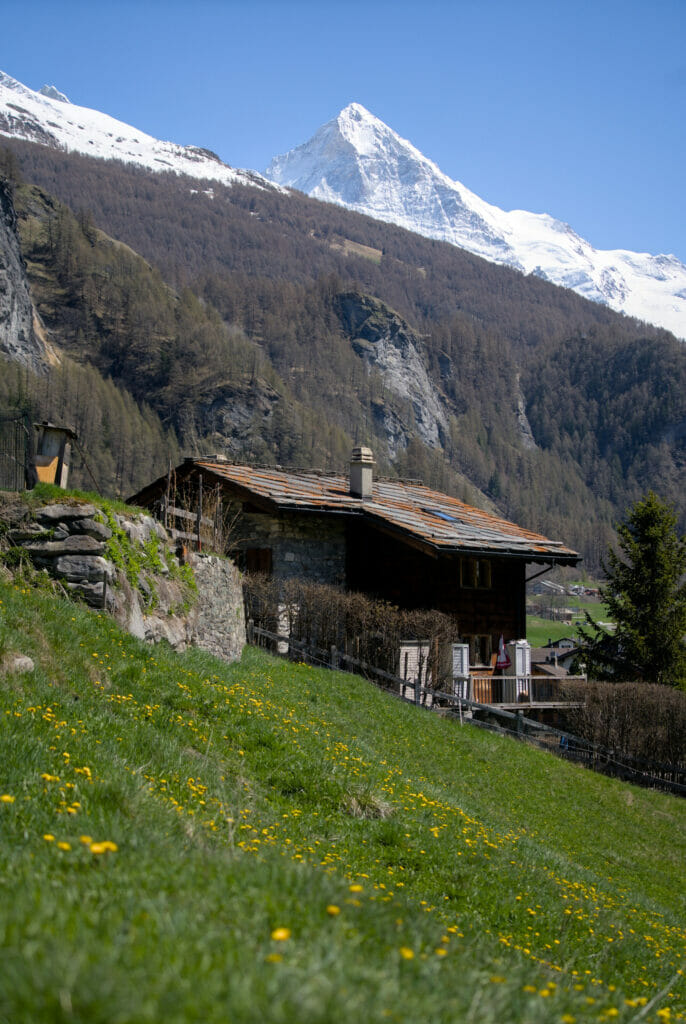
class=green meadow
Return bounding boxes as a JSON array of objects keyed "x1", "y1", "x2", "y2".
[
  {"x1": 526, "y1": 599, "x2": 610, "y2": 648},
  {"x1": 1, "y1": 578, "x2": 684, "y2": 1023}
]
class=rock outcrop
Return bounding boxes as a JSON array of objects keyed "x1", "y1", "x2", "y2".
[
  {"x1": 0, "y1": 179, "x2": 50, "y2": 371},
  {"x1": 2, "y1": 495, "x2": 245, "y2": 664},
  {"x1": 335, "y1": 291, "x2": 448, "y2": 456}
]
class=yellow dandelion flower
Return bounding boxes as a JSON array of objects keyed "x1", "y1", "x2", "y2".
[
  {"x1": 270, "y1": 927, "x2": 291, "y2": 941},
  {"x1": 490, "y1": 976, "x2": 506, "y2": 983},
  {"x1": 43, "y1": 833, "x2": 55, "y2": 842},
  {"x1": 349, "y1": 883, "x2": 363, "y2": 893},
  {"x1": 561, "y1": 1016, "x2": 576, "y2": 1024},
  {"x1": 89, "y1": 839, "x2": 118, "y2": 854},
  {"x1": 1, "y1": 794, "x2": 15, "y2": 803},
  {"x1": 79, "y1": 835, "x2": 93, "y2": 844},
  {"x1": 265, "y1": 953, "x2": 283, "y2": 963},
  {"x1": 57, "y1": 841, "x2": 71, "y2": 851},
  {"x1": 399, "y1": 947, "x2": 414, "y2": 960},
  {"x1": 435, "y1": 948, "x2": 447, "y2": 956},
  {"x1": 326, "y1": 905, "x2": 340, "y2": 916}
]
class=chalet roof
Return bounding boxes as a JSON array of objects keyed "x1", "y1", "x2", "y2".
[{"x1": 130, "y1": 458, "x2": 580, "y2": 565}]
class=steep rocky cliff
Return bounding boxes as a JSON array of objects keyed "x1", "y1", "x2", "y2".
[
  {"x1": 0, "y1": 178, "x2": 49, "y2": 371},
  {"x1": 335, "y1": 292, "x2": 448, "y2": 456}
]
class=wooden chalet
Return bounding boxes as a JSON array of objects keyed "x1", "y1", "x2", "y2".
[{"x1": 130, "y1": 448, "x2": 580, "y2": 672}]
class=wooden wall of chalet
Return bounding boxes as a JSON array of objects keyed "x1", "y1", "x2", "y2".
[{"x1": 345, "y1": 521, "x2": 526, "y2": 640}]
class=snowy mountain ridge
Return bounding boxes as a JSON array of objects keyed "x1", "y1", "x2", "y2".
[
  {"x1": 0, "y1": 71, "x2": 273, "y2": 193},
  {"x1": 266, "y1": 103, "x2": 686, "y2": 339},
  {"x1": 1, "y1": 72, "x2": 683, "y2": 338}
]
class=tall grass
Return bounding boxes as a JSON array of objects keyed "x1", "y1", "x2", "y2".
[{"x1": 1, "y1": 579, "x2": 684, "y2": 1023}]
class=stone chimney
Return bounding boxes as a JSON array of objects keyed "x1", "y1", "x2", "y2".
[{"x1": 350, "y1": 446, "x2": 375, "y2": 499}]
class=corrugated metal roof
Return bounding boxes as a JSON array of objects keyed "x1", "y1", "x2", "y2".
[{"x1": 192, "y1": 460, "x2": 579, "y2": 563}]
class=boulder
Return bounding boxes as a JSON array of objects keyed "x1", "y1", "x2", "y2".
[
  {"x1": 24, "y1": 535, "x2": 105, "y2": 558},
  {"x1": 1, "y1": 653, "x2": 34, "y2": 674},
  {"x1": 67, "y1": 517, "x2": 112, "y2": 541},
  {"x1": 54, "y1": 555, "x2": 115, "y2": 583},
  {"x1": 35, "y1": 503, "x2": 97, "y2": 523}
]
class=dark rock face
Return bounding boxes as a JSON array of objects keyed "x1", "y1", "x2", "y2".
[{"x1": 0, "y1": 179, "x2": 48, "y2": 371}]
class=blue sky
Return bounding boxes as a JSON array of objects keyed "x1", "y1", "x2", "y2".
[{"x1": 3, "y1": 0, "x2": 685, "y2": 260}]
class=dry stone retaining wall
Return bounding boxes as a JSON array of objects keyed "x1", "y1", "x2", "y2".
[{"x1": 3, "y1": 497, "x2": 245, "y2": 664}]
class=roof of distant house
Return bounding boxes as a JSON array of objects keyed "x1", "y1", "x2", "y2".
[
  {"x1": 130, "y1": 458, "x2": 580, "y2": 566},
  {"x1": 531, "y1": 662, "x2": 570, "y2": 679}
]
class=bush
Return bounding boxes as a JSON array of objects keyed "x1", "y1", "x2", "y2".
[
  {"x1": 242, "y1": 574, "x2": 460, "y2": 686},
  {"x1": 561, "y1": 680, "x2": 686, "y2": 765}
]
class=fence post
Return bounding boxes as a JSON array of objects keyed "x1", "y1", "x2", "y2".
[
  {"x1": 196, "y1": 473, "x2": 203, "y2": 552},
  {"x1": 516, "y1": 710, "x2": 523, "y2": 738},
  {"x1": 415, "y1": 675, "x2": 421, "y2": 706},
  {"x1": 247, "y1": 618, "x2": 254, "y2": 646},
  {"x1": 330, "y1": 645, "x2": 339, "y2": 670},
  {"x1": 215, "y1": 487, "x2": 223, "y2": 552}
]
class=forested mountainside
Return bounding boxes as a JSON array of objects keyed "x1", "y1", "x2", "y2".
[{"x1": 2, "y1": 140, "x2": 685, "y2": 568}]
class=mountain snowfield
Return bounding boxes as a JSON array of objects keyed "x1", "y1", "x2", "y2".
[
  {"x1": 1, "y1": 71, "x2": 684, "y2": 338},
  {"x1": 0, "y1": 71, "x2": 272, "y2": 193},
  {"x1": 266, "y1": 104, "x2": 686, "y2": 339}
]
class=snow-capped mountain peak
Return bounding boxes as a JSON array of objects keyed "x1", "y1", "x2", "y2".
[
  {"x1": 266, "y1": 106, "x2": 686, "y2": 339},
  {"x1": 39, "y1": 84, "x2": 70, "y2": 103},
  {"x1": 0, "y1": 70, "x2": 275, "y2": 193}
]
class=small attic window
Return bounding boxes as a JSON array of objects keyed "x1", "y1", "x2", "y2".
[{"x1": 424, "y1": 508, "x2": 458, "y2": 523}]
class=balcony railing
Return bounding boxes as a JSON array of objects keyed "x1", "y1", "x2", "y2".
[{"x1": 454, "y1": 673, "x2": 585, "y2": 707}]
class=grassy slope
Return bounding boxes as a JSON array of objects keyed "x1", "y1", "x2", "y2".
[{"x1": 1, "y1": 579, "x2": 685, "y2": 1024}]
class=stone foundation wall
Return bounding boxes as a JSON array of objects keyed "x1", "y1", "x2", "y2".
[
  {"x1": 237, "y1": 512, "x2": 346, "y2": 585},
  {"x1": 187, "y1": 552, "x2": 245, "y2": 663}
]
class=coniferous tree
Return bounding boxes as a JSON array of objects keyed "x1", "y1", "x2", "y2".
[{"x1": 580, "y1": 492, "x2": 686, "y2": 686}]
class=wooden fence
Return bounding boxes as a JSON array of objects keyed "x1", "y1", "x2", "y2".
[
  {"x1": 0, "y1": 412, "x2": 32, "y2": 491},
  {"x1": 246, "y1": 621, "x2": 686, "y2": 797},
  {"x1": 161, "y1": 501, "x2": 215, "y2": 548},
  {"x1": 248, "y1": 621, "x2": 428, "y2": 705}
]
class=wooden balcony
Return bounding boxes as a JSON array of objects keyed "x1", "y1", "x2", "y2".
[{"x1": 453, "y1": 673, "x2": 585, "y2": 709}]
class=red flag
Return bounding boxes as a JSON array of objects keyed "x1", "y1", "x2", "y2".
[{"x1": 496, "y1": 635, "x2": 511, "y2": 669}]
